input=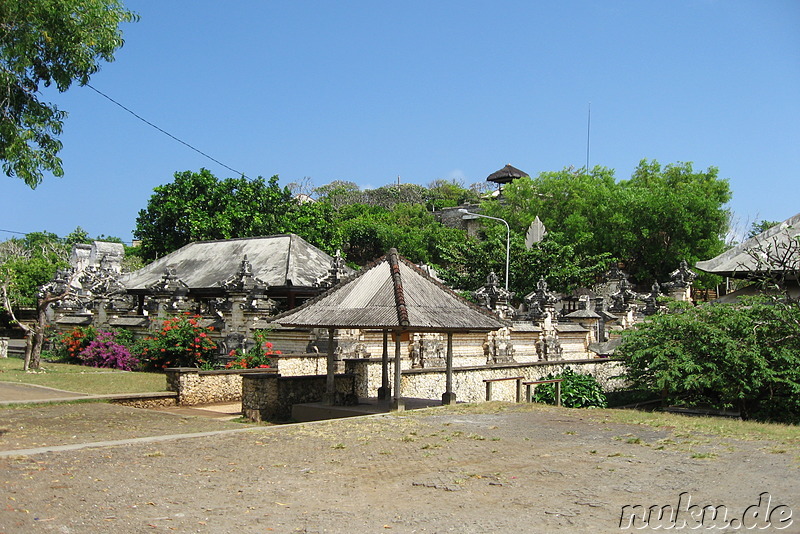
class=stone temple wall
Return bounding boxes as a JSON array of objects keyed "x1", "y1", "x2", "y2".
[
  {"x1": 242, "y1": 373, "x2": 356, "y2": 422},
  {"x1": 345, "y1": 358, "x2": 626, "y2": 403},
  {"x1": 164, "y1": 367, "x2": 276, "y2": 405}
]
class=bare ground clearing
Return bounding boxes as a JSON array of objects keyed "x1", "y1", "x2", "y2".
[{"x1": 0, "y1": 402, "x2": 798, "y2": 533}]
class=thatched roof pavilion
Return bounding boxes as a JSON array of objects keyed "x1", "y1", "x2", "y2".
[
  {"x1": 274, "y1": 249, "x2": 506, "y2": 409},
  {"x1": 486, "y1": 164, "x2": 529, "y2": 185}
]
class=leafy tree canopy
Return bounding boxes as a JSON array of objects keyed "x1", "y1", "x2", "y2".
[
  {"x1": 0, "y1": 0, "x2": 138, "y2": 187},
  {"x1": 132, "y1": 159, "x2": 731, "y2": 298},
  {"x1": 134, "y1": 169, "x2": 348, "y2": 261},
  {"x1": 313, "y1": 179, "x2": 479, "y2": 212},
  {"x1": 1, "y1": 231, "x2": 68, "y2": 309},
  {"x1": 481, "y1": 160, "x2": 731, "y2": 287},
  {"x1": 747, "y1": 219, "x2": 781, "y2": 239}
]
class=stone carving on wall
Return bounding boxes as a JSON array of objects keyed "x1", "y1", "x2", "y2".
[
  {"x1": 608, "y1": 277, "x2": 642, "y2": 313},
  {"x1": 642, "y1": 281, "x2": 663, "y2": 315},
  {"x1": 315, "y1": 250, "x2": 348, "y2": 288},
  {"x1": 410, "y1": 333, "x2": 445, "y2": 368},
  {"x1": 472, "y1": 272, "x2": 515, "y2": 319},
  {"x1": 524, "y1": 276, "x2": 558, "y2": 320},
  {"x1": 484, "y1": 327, "x2": 515, "y2": 364}
]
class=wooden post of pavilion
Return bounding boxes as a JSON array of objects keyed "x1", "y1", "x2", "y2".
[
  {"x1": 392, "y1": 330, "x2": 404, "y2": 411},
  {"x1": 442, "y1": 331, "x2": 456, "y2": 405},
  {"x1": 378, "y1": 329, "x2": 390, "y2": 400}
]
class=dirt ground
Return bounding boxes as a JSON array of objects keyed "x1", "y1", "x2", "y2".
[{"x1": 0, "y1": 402, "x2": 798, "y2": 533}]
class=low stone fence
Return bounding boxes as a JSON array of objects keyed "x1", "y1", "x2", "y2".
[
  {"x1": 164, "y1": 367, "x2": 277, "y2": 406},
  {"x1": 242, "y1": 373, "x2": 356, "y2": 422},
  {"x1": 344, "y1": 357, "x2": 626, "y2": 404},
  {"x1": 273, "y1": 354, "x2": 332, "y2": 376}
]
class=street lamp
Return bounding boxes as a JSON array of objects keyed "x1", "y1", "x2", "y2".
[{"x1": 458, "y1": 209, "x2": 510, "y2": 291}]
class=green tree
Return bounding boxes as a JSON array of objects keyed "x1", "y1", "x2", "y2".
[
  {"x1": 616, "y1": 160, "x2": 730, "y2": 285},
  {"x1": 335, "y1": 203, "x2": 466, "y2": 266},
  {"x1": 425, "y1": 178, "x2": 479, "y2": 210},
  {"x1": 0, "y1": 231, "x2": 68, "y2": 308},
  {"x1": 481, "y1": 161, "x2": 731, "y2": 287},
  {"x1": 313, "y1": 180, "x2": 363, "y2": 209},
  {"x1": 747, "y1": 219, "x2": 781, "y2": 239},
  {"x1": 134, "y1": 169, "x2": 305, "y2": 260},
  {"x1": 362, "y1": 183, "x2": 428, "y2": 209},
  {"x1": 617, "y1": 297, "x2": 800, "y2": 423},
  {"x1": 0, "y1": 0, "x2": 138, "y2": 187},
  {"x1": 436, "y1": 225, "x2": 610, "y2": 294}
]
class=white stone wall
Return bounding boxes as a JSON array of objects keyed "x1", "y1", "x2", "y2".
[
  {"x1": 346, "y1": 358, "x2": 626, "y2": 403},
  {"x1": 274, "y1": 355, "x2": 328, "y2": 376},
  {"x1": 165, "y1": 368, "x2": 275, "y2": 405}
]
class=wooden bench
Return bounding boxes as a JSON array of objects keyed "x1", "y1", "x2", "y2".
[
  {"x1": 482, "y1": 376, "x2": 525, "y2": 402},
  {"x1": 523, "y1": 378, "x2": 564, "y2": 406}
]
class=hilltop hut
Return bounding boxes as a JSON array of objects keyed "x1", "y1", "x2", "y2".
[{"x1": 486, "y1": 164, "x2": 529, "y2": 187}]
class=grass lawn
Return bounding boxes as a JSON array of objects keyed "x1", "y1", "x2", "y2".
[{"x1": 0, "y1": 356, "x2": 168, "y2": 395}]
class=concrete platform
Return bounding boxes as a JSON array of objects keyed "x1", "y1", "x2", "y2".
[
  {"x1": 151, "y1": 402, "x2": 242, "y2": 420},
  {"x1": 292, "y1": 397, "x2": 443, "y2": 422}
]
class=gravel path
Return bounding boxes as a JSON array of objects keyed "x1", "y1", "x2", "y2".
[
  {"x1": 0, "y1": 382, "x2": 86, "y2": 403},
  {"x1": 0, "y1": 402, "x2": 797, "y2": 533}
]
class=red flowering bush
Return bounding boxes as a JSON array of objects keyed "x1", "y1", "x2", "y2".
[
  {"x1": 78, "y1": 331, "x2": 140, "y2": 371},
  {"x1": 225, "y1": 329, "x2": 280, "y2": 369},
  {"x1": 139, "y1": 312, "x2": 217, "y2": 370},
  {"x1": 54, "y1": 326, "x2": 97, "y2": 364}
]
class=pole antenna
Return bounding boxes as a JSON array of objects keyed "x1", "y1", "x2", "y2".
[{"x1": 586, "y1": 102, "x2": 591, "y2": 173}]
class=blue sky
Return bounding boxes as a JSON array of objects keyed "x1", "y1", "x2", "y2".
[{"x1": 3, "y1": 0, "x2": 799, "y2": 244}]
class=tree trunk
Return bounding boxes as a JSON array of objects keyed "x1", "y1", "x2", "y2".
[
  {"x1": 23, "y1": 332, "x2": 33, "y2": 371},
  {"x1": 29, "y1": 300, "x2": 49, "y2": 370}
]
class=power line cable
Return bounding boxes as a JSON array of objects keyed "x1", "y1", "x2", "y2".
[
  {"x1": 85, "y1": 84, "x2": 248, "y2": 178},
  {"x1": 0, "y1": 228, "x2": 28, "y2": 236}
]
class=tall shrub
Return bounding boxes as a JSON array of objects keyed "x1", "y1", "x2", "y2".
[
  {"x1": 139, "y1": 312, "x2": 217, "y2": 370},
  {"x1": 78, "y1": 331, "x2": 139, "y2": 371}
]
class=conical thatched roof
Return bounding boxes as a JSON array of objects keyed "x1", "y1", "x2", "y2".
[
  {"x1": 486, "y1": 164, "x2": 529, "y2": 184},
  {"x1": 274, "y1": 249, "x2": 506, "y2": 332}
]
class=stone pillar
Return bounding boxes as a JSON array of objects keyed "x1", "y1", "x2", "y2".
[
  {"x1": 378, "y1": 330, "x2": 390, "y2": 400},
  {"x1": 227, "y1": 293, "x2": 248, "y2": 333},
  {"x1": 668, "y1": 286, "x2": 692, "y2": 302},
  {"x1": 94, "y1": 298, "x2": 109, "y2": 328},
  {"x1": 442, "y1": 332, "x2": 456, "y2": 405},
  {"x1": 242, "y1": 373, "x2": 279, "y2": 422},
  {"x1": 0, "y1": 337, "x2": 8, "y2": 358},
  {"x1": 392, "y1": 331, "x2": 404, "y2": 411}
]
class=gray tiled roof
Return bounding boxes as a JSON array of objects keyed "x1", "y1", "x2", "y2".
[
  {"x1": 556, "y1": 324, "x2": 589, "y2": 333},
  {"x1": 274, "y1": 249, "x2": 506, "y2": 332},
  {"x1": 121, "y1": 234, "x2": 350, "y2": 291},
  {"x1": 695, "y1": 213, "x2": 800, "y2": 278},
  {"x1": 565, "y1": 309, "x2": 601, "y2": 319}
]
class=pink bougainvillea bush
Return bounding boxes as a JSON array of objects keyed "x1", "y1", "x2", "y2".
[{"x1": 78, "y1": 330, "x2": 140, "y2": 371}]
